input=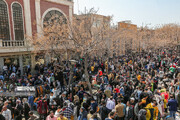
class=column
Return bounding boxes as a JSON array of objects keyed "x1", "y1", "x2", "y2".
[
  {"x1": 0, "y1": 39, "x2": 2, "y2": 47},
  {"x1": 19, "y1": 55, "x2": 23, "y2": 76},
  {"x1": 31, "y1": 54, "x2": 36, "y2": 75},
  {"x1": 23, "y1": 0, "x2": 32, "y2": 37},
  {"x1": 69, "y1": 5, "x2": 73, "y2": 23},
  {"x1": 0, "y1": 57, "x2": 4, "y2": 71},
  {"x1": 35, "y1": 0, "x2": 42, "y2": 35},
  {"x1": 45, "y1": 53, "x2": 51, "y2": 65}
]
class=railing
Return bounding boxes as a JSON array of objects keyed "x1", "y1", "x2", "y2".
[
  {"x1": 0, "y1": 40, "x2": 25, "y2": 47},
  {"x1": 0, "y1": 92, "x2": 35, "y2": 97}
]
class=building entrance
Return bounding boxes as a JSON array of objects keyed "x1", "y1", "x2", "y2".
[{"x1": 3, "y1": 57, "x2": 20, "y2": 72}]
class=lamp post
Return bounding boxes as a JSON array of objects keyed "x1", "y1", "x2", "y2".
[
  {"x1": 68, "y1": 60, "x2": 78, "y2": 92},
  {"x1": 177, "y1": 44, "x2": 180, "y2": 57}
]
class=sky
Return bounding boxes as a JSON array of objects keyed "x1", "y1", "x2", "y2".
[{"x1": 74, "y1": 0, "x2": 180, "y2": 28}]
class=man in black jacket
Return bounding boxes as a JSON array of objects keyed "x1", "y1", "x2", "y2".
[
  {"x1": 124, "y1": 82, "x2": 131, "y2": 104},
  {"x1": 125, "y1": 101, "x2": 134, "y2": 120},
  {"x1": 0, "y1": 114, "x2": 5, "y2": 120},
  {"x1": 58, "y1": 70, "x2": 64, "y2": 92},
  {"x1": 99, "y1": 101, "x2": 111, "y2": 120},
  {"x1": 22, "y1": 98, "x2": 30, "y2": 120}
]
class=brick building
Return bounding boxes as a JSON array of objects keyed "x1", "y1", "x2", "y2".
[
  {"x1": 0, "y1": 0, "x2": 73, "y2": 74},
  {"x1": 117, "y1": 21, "x2": 138, "y2": 55}
]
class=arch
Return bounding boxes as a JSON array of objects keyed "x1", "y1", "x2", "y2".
[
  {"x1": 12, "y1": 2, "x2": 24, "y2": 40},
  {"x1": 42, "y1": 7, "x2": 68, "y2": 27},
  {"x1": 0, "y1": 0, "x2": 11, "y2": 40}
]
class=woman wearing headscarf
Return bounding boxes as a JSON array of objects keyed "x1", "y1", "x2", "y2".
[
  {"x1": 78, "y1": 107, "x2": 87, "y2": 120},
  {"x1": 22, "y1": 98, "x2": 30, "y2": 120}
]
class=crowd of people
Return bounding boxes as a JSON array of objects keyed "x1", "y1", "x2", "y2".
[{"x1": 0, "y1": 49, "x2": 180, "y2": 120}]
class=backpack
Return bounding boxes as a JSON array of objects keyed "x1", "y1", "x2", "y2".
[{"x1": 138, "y1": 109, "x2": 146, "y2": 120}]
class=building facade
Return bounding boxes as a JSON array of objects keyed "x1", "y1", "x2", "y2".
[
  {"x1": 74, "y1": 14, "x2": 111, "y2": 27},
  {"x1": 117, "y1": 21, "x2": 137, "y2": 55},
  {"x1": 0, "y1": 0, "x2": 73, "y2": 74}
]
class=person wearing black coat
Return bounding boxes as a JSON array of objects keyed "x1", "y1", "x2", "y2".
[
  {"x1": 77, "y1": 87, "x2": 85, "y2": 104},
  {"x1": 124, "y1": 101, "x2": 134, "y2": 120},
  {"x1": 14, "y1": 110, "x2": 22, "y2": 120},
  {"x1": 57, "y1": 70, "x2": 64, "y2": 92},
  {"x1": 23, "y1": 102, "x2": 30, "y2": 120},
  {"x1": 124, "y1": 82, "x2": 131, "y2": 104},
  {"x1": 99, "y1": 101, "x2": 111, "y2": 120},
  {"x1": 76, "y1": 70, "x2": 81, "y2": 82},
  {"x1": 78, "y1": 107, "x2": 87, "y2": 120},
  {"x1": 0, "y1": 114, "x2": 5, "y2": 120}
]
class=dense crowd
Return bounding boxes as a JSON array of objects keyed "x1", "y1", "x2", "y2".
[{"x1": 0, "y1": 49, "x2": 180, "y2": 120}]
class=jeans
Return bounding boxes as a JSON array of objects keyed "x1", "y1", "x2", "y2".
[
  {"x1": 34, "y1": 103, "x2": 37, "y2": 109},
  {"x1": 104, "y1": 77, "x2": 109, "y2": 85},
  {"x1": 170, "y1": 111, "x2": 176, "y2": 119}
]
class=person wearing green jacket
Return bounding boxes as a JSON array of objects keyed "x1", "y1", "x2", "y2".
[{"x1": 169, "y1": 67, "x2": 175, "y2": 73}]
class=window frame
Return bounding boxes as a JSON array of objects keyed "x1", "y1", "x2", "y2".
[
  {"x1": 42, "y1": 8, "x2": 68, "y2": 28},
  {"x1": 0, "y1": 0, "x2": 11, "y2": 40},
  {"x1": 43, "y1": 10, "x2": 67, "y2": 28},
  {"x1": 11, "y1": 2, "x2": 25, "y2": 40}
]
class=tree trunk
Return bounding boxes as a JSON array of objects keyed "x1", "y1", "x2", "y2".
[
  {"x1": 66, "y1": 50, "x2": 68, "y2": 65},
  {"x1": 84, "y1": 56, "x2": 93, "y2": 95},
  {"x1": 106, "y1": 58, "x2": 109, "y2": 74},
  {"x1": 68, "y1": 64, "x2": 73, "y2": 91}
]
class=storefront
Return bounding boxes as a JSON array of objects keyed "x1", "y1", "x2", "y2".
[{"x1": 0, "y1": 54, "x2": 32, "y2": 75}]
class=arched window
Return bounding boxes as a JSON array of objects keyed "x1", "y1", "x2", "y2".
[
  {"x1": 0, "y1": 0, "x2": 10, "y2": 40},
  {"x1": 43, "y1": 10, "x2": 66, "y2": 27},
  {"x1": 12, "y1": 3, "x2": 24, "y2": 40}
]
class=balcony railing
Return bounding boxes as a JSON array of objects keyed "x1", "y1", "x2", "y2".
[{"x1": 0, "y1": 40, "x2": 25, "y2": 47}]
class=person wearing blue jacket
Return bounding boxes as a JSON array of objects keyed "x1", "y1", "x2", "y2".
[
  {"x1": 78, "y1": 107, "x2": 87, "y2": 120},
  {"x1": 168, "y1": 94, "x2": 178, "y2": 119},
  {"x1": 28, "y1": 96, "x2": 34, "y2": 110}
]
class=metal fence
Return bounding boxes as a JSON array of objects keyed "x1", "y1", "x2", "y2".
[{"x1": 0, "y1": 92, "x2": 35, "y2": 97}]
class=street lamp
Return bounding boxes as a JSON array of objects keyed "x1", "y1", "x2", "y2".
[
  {"x1": 68, "y1": 59, "x2": 78, "y2": 101},
  {"x1": 68, "y1": 59, "x2": 78, "y2": 91}
]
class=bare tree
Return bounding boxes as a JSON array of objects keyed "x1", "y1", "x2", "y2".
[
  {"x1": 68, "y1": 8, "x2": 114, "y2": 94},
  {"x1": 32, "y1": 15, "x2": 70, "y2": 63}
]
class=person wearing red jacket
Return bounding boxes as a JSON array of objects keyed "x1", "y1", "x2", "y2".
[
  {"x1": 98, "y1": 69, "x2": 103, "y2": 77},
  {"x1": 37, "y1": 98, "x2": 48, "y2": 120}
]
